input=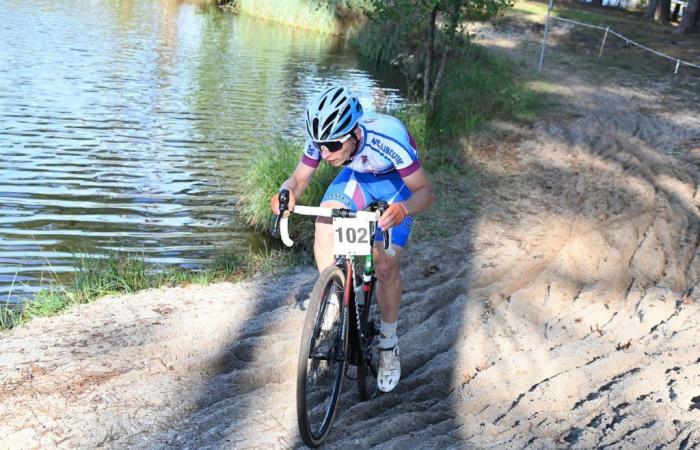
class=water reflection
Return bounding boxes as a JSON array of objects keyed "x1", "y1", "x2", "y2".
[{"x1": 0, "y1": 0, "x2": 405, "y2": 302}]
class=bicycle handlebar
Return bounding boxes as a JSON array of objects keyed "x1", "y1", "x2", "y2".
[{"x1": 276, "y1": 191, "x2": 395, "y2": 257}]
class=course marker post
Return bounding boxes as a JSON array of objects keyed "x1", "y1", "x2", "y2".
[
  {"x1": 598, "y1": 26, "x2": 609, "y2": 59},
  {"x1": 538, "y1": 0, "x2": 555, "y2": 73}
]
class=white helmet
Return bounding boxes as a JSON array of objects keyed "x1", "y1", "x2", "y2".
[{"x1": 305, "y1": 85, "x2": 363, "y2": 142}]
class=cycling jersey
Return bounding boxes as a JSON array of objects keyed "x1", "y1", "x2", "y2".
[
  {"x1": 300, "y1": 112, "x2": 421, "y2": 248},
  {"x1": 301, "y1": 112, "x2": 422, "y2": 177}
]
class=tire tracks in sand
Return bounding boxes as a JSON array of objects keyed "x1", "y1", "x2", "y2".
[{"x1": 1, "y1": 60, "x2": 700, "y2": 450}]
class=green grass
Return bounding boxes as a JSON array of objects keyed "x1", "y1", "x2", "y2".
[
  {"x1": 431, "y1": 47, "x2": 543, "y2": 139},
  {"x1": 0, "y1": 245, "x2": 307, "y2": 330},
  {"x1": 351, "y1": 15, "x2": 541, "y2": 141},
  {"x1": 512, "y1": 0, "x2": 627, "y2": 26},
  {"x1": 238, "y1": 139, "x2": 339, "y2": 249},
  {"x1": 232, "y1": 19, "x2": 541, "y2": 243},
  {"x1": 351, "y1": 19, "x2": 407, "y2": 63},
  {"x1": 0, "y1": 2, "x2": 545, "y2": 331},
  {"x1": 231, "y1": 0, "x2": 341, "y2": 34}
]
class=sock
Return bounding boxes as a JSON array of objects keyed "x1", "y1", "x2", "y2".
[{"x1": 379, "y1": 319, "x2": 398, "y2": 349}]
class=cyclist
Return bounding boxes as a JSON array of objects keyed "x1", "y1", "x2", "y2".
[{"x1": 271, "y1": 85, "x2": 435, "y2": 392}]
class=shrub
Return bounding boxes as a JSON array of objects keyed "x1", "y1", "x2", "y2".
[{"x1": 238, "y1": 139, "x2": 339, "y2": 248}]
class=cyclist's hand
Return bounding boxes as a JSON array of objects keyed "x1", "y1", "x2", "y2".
[
  {"x1": 378, "y1": 203, "x2": 408, "y2": 229},
  {"x1": 270, "y1": 190, "x2": 295, "y2": 217}
]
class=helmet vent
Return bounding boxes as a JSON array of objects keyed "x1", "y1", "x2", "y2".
[
  {"x1": 304, "y1": 85, "x2": 363, "y2": 141},
  {"x1": 337, "y1": 116, "x2": 352, "y2": 136},
  {"x1": 323, "y1": 110, "x2": 338, "y2": 129}
]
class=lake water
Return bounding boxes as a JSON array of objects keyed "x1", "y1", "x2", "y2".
[{"x1": 0, "y1": 0, "x2": 405, "y2": 302}]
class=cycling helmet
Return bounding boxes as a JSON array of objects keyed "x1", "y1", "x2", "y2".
[{"x1": 305, "y1": 85, "x2": 363, "y2": 142}]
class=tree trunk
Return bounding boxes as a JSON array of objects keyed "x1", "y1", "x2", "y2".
[
  {"x1": 658, "y1": 0, "x2": 671, "y2": 23},
  {"x1": 678, "y1": 0, "x2": 700, "y2": 33},
  {"x1": 423, "y1": 6, "x2": 438, "y2": 105},
  {"x1": 427, "y1": 47, "x2": 450, "y2": 115},
  {"x1": 592, "y1": 0, "x2": 603, "y2": 6},
  {"x1": 646, "y1": 0, "x2": 672, "y2": 22},
  {"x1": 645, "y1": 0, "x2": 659, "y2": 19}
]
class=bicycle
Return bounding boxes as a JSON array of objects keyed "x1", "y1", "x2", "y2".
[{"x1": 275, "y1": 189, "x2": 394, "y2": 448}]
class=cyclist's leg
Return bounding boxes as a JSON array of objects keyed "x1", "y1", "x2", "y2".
[
  {"x1": 361, "y1": 171, "x2": 414, "y2": 325},
  {"x1": 373, "y1": 240, "x2": 406, "y2": 393},
  {"x1": 372, "y1": 243, "x2": 403, "y2": 324},
  {"x1": 359, "y1": 171, "x2": 413, "y2": 392},
  {"x1": 315, "y1": 168, "x2": 365, "y2": 272},
  {"x1": 373, "y1": 217, "x2": 411, "y2": 342}
]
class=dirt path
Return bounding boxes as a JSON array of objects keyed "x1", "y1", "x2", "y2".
[{"x1": 2, "y1": 27, "x2": 700, "y2": 449}]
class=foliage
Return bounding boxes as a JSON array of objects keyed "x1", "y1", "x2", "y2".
[
  {"x1": 431, "y1": 47, "x2": 542, "y2": 138},
  {"x1": 232, "y1": 0, "x2": 340, "y2": 34},
  {"x1": 363, "y1": 0, "x2": 513, "y2": 112},
  {"x1": 237, "y1": 139, "x2": 339, "y2": 248},
  {"x1": 384, "y1": 48, "x2": 540, "y2": 142},
  {"x1": 227, "y1": 0, "x2": 377, "y2": 35},
  {"x1": 0, "y1": 244, "x2": 306, "y2": 330}
]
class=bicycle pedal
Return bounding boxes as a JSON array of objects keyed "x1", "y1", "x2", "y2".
[{"x1": 344, "y1": 365, "x2": 358, "y2": 380}]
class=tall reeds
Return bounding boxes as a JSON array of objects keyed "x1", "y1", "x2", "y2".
[
  {"x1": 233, "y1": 0, "x2": 341, "y2": 34},
  {"x1": 238, "y1": 139, "x2": 339, "y2": 249}
]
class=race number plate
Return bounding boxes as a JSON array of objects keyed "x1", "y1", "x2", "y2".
[{"x1": 332, "y1": 218, "x2": 372, "y2": 256}]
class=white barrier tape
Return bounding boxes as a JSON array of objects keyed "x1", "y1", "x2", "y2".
[
  {"x1": 550, "y1": 16, "x2": 700, "y2": 71},
  {"x1": 551, "y1": 15, "x2": 608, "y2": 31}
]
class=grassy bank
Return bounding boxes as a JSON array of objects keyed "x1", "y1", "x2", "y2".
[
  {"x1": 2, "y1": 4, "x2": 541, "y2": 331},
  {"x1": 237, "y1": 47, "x2": 541, "y2": 241},
  {"x1": 0, "y1": 246, "x2": 306, "y2": 330},
  {"x1": 232, "y1": 0, "x2": 338, "y2": 34},
  {"x1": 228, "y1": 0, "x2": 367, "y2": 35},
  {"x1": 238, "y1": 139, "x2": 340, "y2": 249}
]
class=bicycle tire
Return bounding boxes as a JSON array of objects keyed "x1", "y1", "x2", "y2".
[
  {"x1": 297, "y1": 265, "x2": 349, "y2": 447},
  {"x1": 357, "y1": 276, "x2": 380, "y2": 401}
]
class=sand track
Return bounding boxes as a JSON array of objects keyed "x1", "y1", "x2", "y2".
[{"x1": 2, "y1": 35, "x2": 700, "y2": 450}]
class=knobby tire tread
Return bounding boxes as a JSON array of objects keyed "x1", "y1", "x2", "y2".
[{"x1": 296, "y1": 265, "x2": 348, "y2": 448}]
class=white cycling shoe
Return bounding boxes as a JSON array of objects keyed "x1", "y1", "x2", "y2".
[{"x1": 377, "y1": 344, "x2": 401, "y2": 392}]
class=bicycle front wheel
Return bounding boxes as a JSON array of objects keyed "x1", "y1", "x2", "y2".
[
  {"x1": 297, "y1": 265, "x2": 349, "y2": 447},
  {"x1": 357, "y1": 276, "x2": 380, "y2": 401}
]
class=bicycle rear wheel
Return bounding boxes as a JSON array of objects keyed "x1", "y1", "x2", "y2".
[{"x1": 297, "y1": 265, "x2": 349, "y2": 447}]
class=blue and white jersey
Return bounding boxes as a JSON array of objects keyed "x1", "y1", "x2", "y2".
[{"x1": 301, "y1": 112, "x2": 422, "y2": 178}]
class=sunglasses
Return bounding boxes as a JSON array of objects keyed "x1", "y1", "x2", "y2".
[{"x1": 313, "y1": 133, "x2": 352, "y2": 153}]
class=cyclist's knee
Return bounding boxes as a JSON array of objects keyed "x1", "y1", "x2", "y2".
[
  {"x1": 374, "y1": 251, "x2": 401, "y2": 283},
  {"x1": 314, "y1": 201, "x2": 345, "y2": 243}
]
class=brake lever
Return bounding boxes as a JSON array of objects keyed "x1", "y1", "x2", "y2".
[
  {"x1": 273, "y1": 189, "x2": 290, "y2": 237},
  {"x1": 375, "y1": 201, "x2": 395, "y2": 256}
]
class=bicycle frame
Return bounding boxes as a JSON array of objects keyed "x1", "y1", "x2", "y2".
[
  {"x1": 278, "y1": 195, "x2": 394, "y2": 445},
  {"x1": 278, "y1": 199, "x2": 392, "y2": 367},
  {"x1": 336, "y1": 254, "x2": 375, "y2": 369}
]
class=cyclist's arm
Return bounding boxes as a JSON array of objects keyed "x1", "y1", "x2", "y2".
[
  {"x1": 280, "y1": 160, "x2": 317, "y2": 202},
  {"x1": 399, "y1": 168, "x2": 435, "y2": 215}
]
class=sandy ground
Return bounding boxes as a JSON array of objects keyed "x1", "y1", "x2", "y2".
[{"x1": 1, "y1": 24, "x2": 700, "y2": 450}]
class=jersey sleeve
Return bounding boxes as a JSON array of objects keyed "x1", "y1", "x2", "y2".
[
  {"x1": 366, "y1": 120, "x2": 421, "y2": 177},
  {"x1": 399, "y1": 130, "x2": 422, "y2": 177},
  {"x1": 301, "y1": 139, "x2": 320, "y2": 168}
]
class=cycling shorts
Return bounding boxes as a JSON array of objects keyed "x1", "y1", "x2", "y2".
[{"x1": 321, "y1": 168, "x2": 414, "y2": 247}]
